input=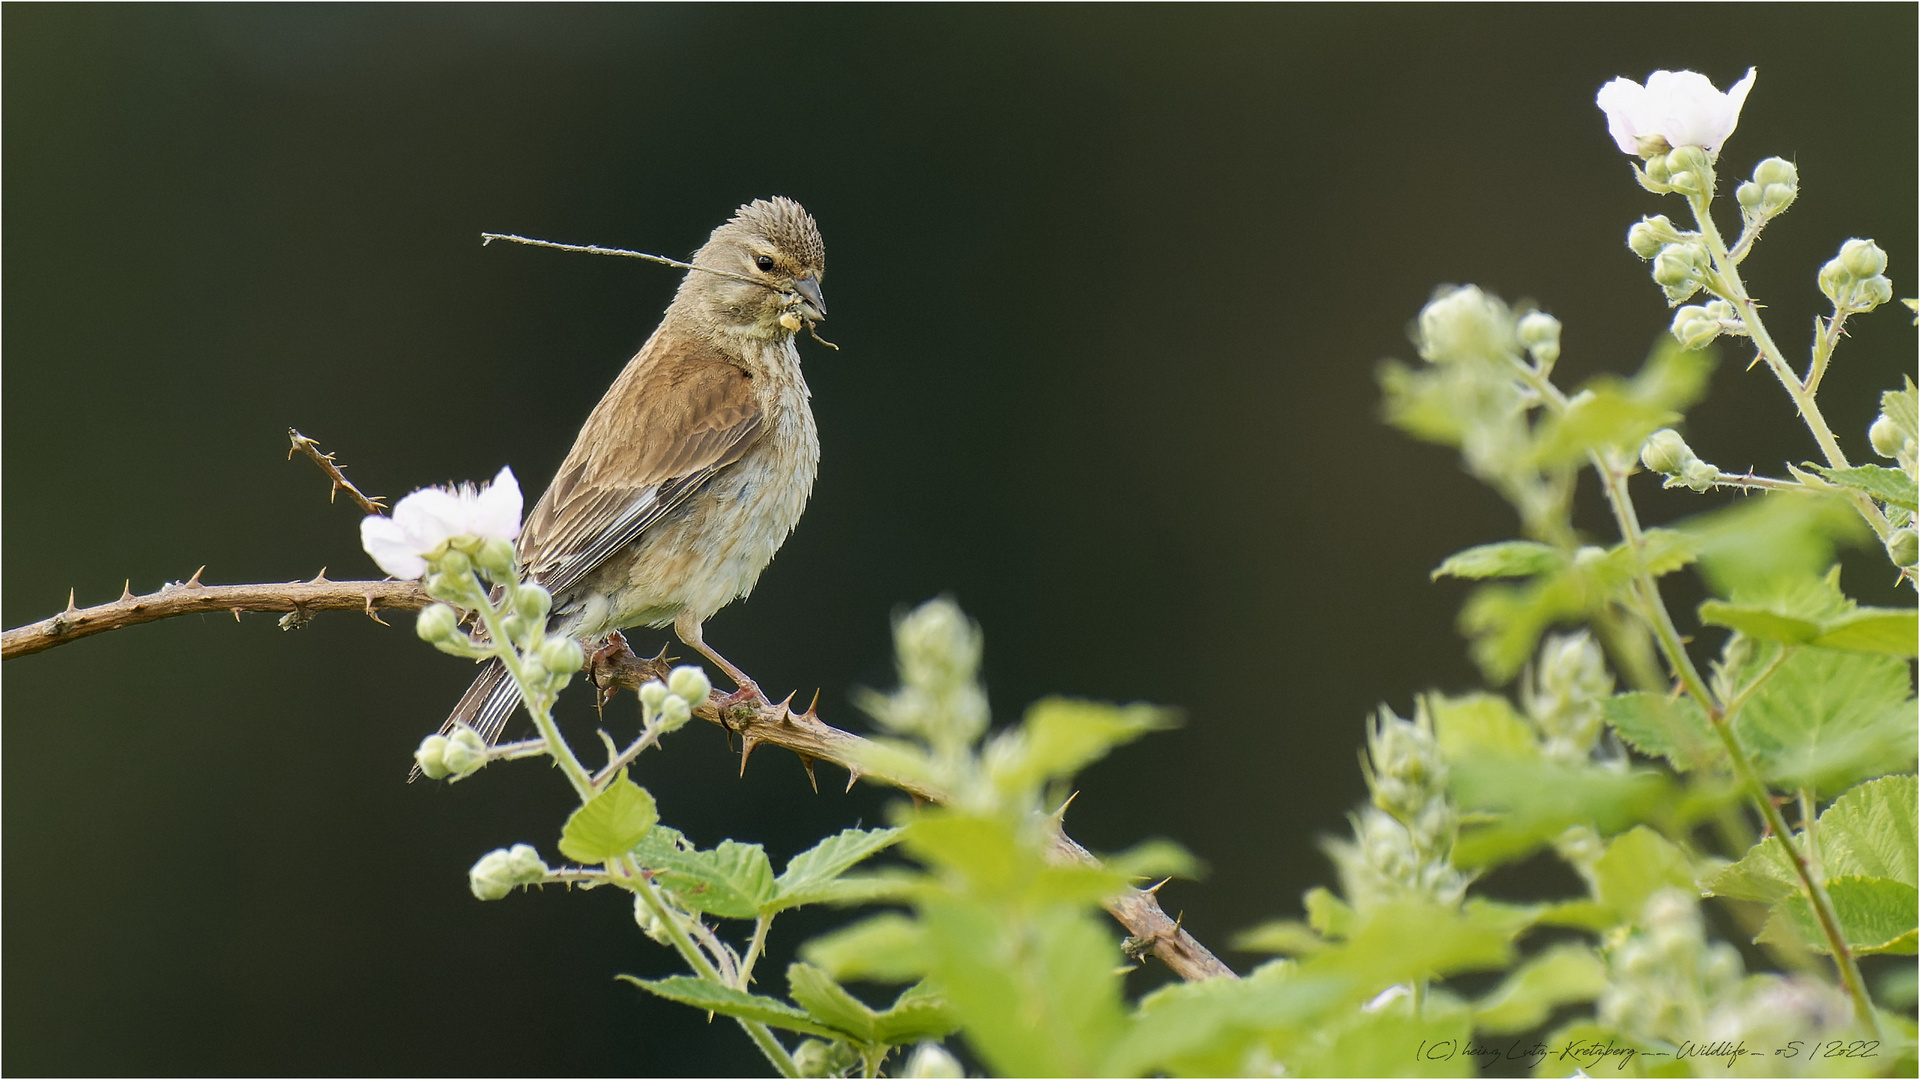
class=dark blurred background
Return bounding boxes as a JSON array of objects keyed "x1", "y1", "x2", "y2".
[{"x1": 5, "y1": 5, "x2": 1913, "y2": 1074}]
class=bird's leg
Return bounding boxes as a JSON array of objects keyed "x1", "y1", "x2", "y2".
[{"x1": 674, "y1": 610, "x2": 767, "y2": 707}]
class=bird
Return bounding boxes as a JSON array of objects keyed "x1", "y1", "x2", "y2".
[{"x1": 441, "y1": 196, "x2": 826, "y2": 752}]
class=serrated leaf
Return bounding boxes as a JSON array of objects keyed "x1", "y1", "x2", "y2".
[
  {"x1": 557, "y1": 772, "x2": 657, "y2": 864},
  {"x1": 1813, "y1": 607, "x2": 1920, "y2": 656},
  {"x1": 1432, "y1": 540, "x2": 1562, "y2": 580},
  {"x1": 786, "y1": 963, "x2": 879, "y2": 1041},
  {"x1": 1761, "y1": 876, "x2": 1920, "y2": 956},
  {"x1": 1881, "y1": 378, "x2": 1918, "y2": 445},
  {"x1": 1473, "y1": 943, "x2": 1607, "y2": 1035},
  {"x1": 619, "y1": 975, "x2": 842, "y2": 1038},
  {"x1": 1819, "y1": 775, "x2": 1918, "y2": 886},
  {"x1": 1813, "y1": 464, "x2": 1919, "y2": 511},
  {"x1": 800, "y1": 913, "x2": 929, "y2": 983},
  {"x1": 644, "y1": 840, "x2": 775, "y2": 919},
  {"x1": 771, "y1": 827, "x2": 904, "y2": 911},
  {"x1": 1699, "y1": 600, "x2": 1821, "y2": 644},
  {"x1": 1602, "y1": 692, "x2": 1719, "y2": 772},
  {"x1": 872, "y1": 982, "x2": 959, "y2": 1044},
  {"x1": 1704, "y1": 835, "x2": 1799, "y2": 906},
  {"x1": 1735, "y1": 647, "x2": 1918, "y2": 795}
]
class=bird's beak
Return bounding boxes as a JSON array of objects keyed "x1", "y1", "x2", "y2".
[{"x1": 793, "y1": 275, "x2": 826, "y2": 321}]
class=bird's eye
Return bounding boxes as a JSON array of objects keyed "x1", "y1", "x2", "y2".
[{"x1": 755, "y1": 255, "x2": 776, "y2": 272}]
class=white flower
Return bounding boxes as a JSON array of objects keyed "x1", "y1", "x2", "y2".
[
  {"x1": 359, "y1": 466, "x2": 522, "y2": 579},
  {"x1": 1597, "y1": 68, "x2": 1756, "y2": 157}
]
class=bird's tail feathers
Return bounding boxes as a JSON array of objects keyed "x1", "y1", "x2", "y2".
[{"x1": 406, "y1": 659, "x2": 523, "y2": 782}]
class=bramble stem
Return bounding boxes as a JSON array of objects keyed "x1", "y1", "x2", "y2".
[{"x1": 469, "y1": 582, "x2": 595, "y2": 801}]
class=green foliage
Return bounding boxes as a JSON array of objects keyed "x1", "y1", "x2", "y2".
[
  {"x1": 1733, "y1": 648, "x2": 1917, "y2": 795},
  {"x1": 556, "y1": 771, "x2": 656, "y2": 863},
  {"x1": 1815, "y1": 464, "x2": 1919, "y2": 512},
  {"x1": 621, "y1": 975, "x2": 846, "y2": 1039},
  {"x1": 1530, "y1": 342, "x2": 1713, "y2": 466},
  {"x1": 1432, "y1": 541, "x2": 1562, "y2": 581},
  {"x1": 1472, "y1": 944, "x2": 1608, "y2": 1035}
]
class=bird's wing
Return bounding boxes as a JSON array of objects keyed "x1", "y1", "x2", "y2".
[{"x1": 520, "y1": 339, "x2": 763, "y2": 598}]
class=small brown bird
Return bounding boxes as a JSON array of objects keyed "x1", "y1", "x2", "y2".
[{"x1": 445, "y1": 197, "x2": 826, "y2": 748}]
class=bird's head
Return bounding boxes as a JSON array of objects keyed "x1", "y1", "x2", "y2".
[{"x1": 680, "y1": 196, "x2": 827, "y2": 340}]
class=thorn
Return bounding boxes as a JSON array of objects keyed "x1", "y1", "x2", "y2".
[
  {"x1": 309, "y1": 568, "x2": 329, "y2": 583},
  {"x1": 774, "y1": 690, "x2": 797, "y2": 725},
  {"x1": 796, "y1": 753, "x2": 818, "y2": 794},
  {"x1": 119, "y1": 580, "x2": 134, "y2": 602},
  {"x1": 844, "y1": 767, "x2": 862, "y2": 794},
  {"x1": 231, "y1": 608, "x2": 244, "y2": 622},
  {"x1": 910, "y1": 793, "x2": 925, "y2": 811},
  {"x1": 65, "y1": 588, "x2": 78, "y2": 613},
  {"x1": 805, "y1": 687, "x2": 821, "y2": 718},
  {"x1": 738, "y1": 736, "x2": 759, "y2": 777},
  {"x1": 1144, "y1": 877, "x2": 1173, "y2": 896},
  {"x1": 1049, "y1": 790, "x2": 1081, "y2": 822},
  {"x1": 361, "y1": 592, "x2": 389, "y2": 626}
]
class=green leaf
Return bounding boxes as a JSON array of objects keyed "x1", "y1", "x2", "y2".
[
  {"x1": 644, "y1": 840, "x2": 776, "y2": 920},
  {"x1": 1813, "y1": 463, "x2": 1919, "y2": 511},
  {"x1": 771, "y1": 827, "x2": 904, "y2": 911},
  {"x1": 1111, "y1": 962, "x2": 1349, "y2": 1078},
  {"x1": 1304, "y1": 886, "x2": 1356, "y2": 940},
  {"x1": 557, "y1": 772, "x2": 657, "y2": 864},
  {"x1": 1432, "y1": 541, "x2": 1562, "y2": 581},
  {"x1": 1458, "y1": 573, "x2": 1590, "y2": 684},
  {"x1": 1819, "y1": 775, "x2": 1919, "y2": 886},
  {"x1": 1704, "y1": 835, "x2": 1799, "y2": 906},
  {"x1": 1232, "y1": 919, "x2": 1329, "y2": 956},
  {"x1": 1881, "y1": 378, "x2": 1918, "y2": 447},
  {"x1": 800, "y1": 913, "x2": 930, "y2": 983},
  {"x1": 1288, "y1": 996, "x2": 1475, "y2": 1079},
  {"x1": 1602, "y1": 692, "x2": 1718, "y2": 772},
  {"x1": 1683, "y1": 491, "x2": 1870, "y2": 598},
  {"x1": 1102, "y1": 838, "x2": 1202, "y2": 882},
  {"x1": 1762, "y1": 876, "x2": 1920, "y2": 956},
  {"x1": 1735, "y1": 647, "x2": 1918, "y2": 794},
  {"x1": 1473, "y1": 943, "x2": 1607, "y2": 1035},
  {"x1": 1431, "y1": 693, "x2": 1539, "y2": 763},
  {"x1": 986, "y1": 697, "x2": 1174, "y2": 800},
  {"x1": 786, "y1": 962, "x2": 879, "y2": 1041},
  {"x1": 1542, "y1": 827, "x2": 1695, "y2": 930},
  {"x1": 1699, "y1": 600, "x2": 1821, "y2": 644},
  {"x1": 619, "y1": 975, "x2": 843, "y2": 1038},
  {"x1": 1451, "y1": 762, "x2": 1671, "y2": 868},
  {"x1": 1301, "y1": 899, "x2": 1514, "y2": 991},
  {"x1": 1532, "y1": 341, "x2": 1712, "y2": 466},
  {"x1": 872, "y1": 982, "x2": 959, "y2": 1044},
  {"x1": 1813, "y1": 607, "x2": 1920, "y2": 656}
]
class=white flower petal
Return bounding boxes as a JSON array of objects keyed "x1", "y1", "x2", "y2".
[
  {"x1": 473, "y1": 466, "x2": 524, "y2": 541},
  {"x1": 1596, "y1": 67, "x2": 1757, "y2": 156},
  {"x1": 360, "y1": 515, "x2": 428, "y2": 579},
  {"x1": 1712, "y1": 68, "x2": 1757, "y2": 153},
  {"x1": 392, "y1": 487, "x2": 466, "y2": 551},
  {"x1": 1596, "y1": 77, "x2": 1646, "y2": 154}
]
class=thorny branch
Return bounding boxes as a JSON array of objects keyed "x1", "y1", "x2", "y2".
[
  {"x1": 287, "y1": 428, "x2": 387, "y2": 515},
  {"x1": 4, "y1": 431, "x2": 1236, "y2": 981}
]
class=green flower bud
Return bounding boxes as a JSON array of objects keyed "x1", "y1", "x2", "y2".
[
  {"x1": 794, "y1": 1039, "x2": 862, "y2": 1078},
  {"x1": 901, "y1": 1043, "x2": 965, "y2": 1079},
  {"x1": 469, "y1": 843, "x2": 547, "y2": 901},
  {"x1": 633, "y1": 895, "x2": 672, "y2": 944},
  {"x1": 1860, "y1": 274, "x2": 1893, "y2": 310},
  {"x1": 436, "y1": 548, "x2": 473, "y2": 578},
  {"x1": 1869, "y1": 415, "x2": 1904, "y2": 458},
  {"x1": 414, "y1": 734, "x2": 452, "y2": 780},
  {"x1": 1840, "y1": 238, "x2": 1888, "y2": 279},
  {"x1": 639, "y1": 680, "x2": 670, "y2": 713},
  {"x1": 658, "y1": 694, "x2": 693, "y2": 731},
  {"x1": 667, "y1": 665, "x2": 713, "y2": 704},
  {"x1": 1651, "y1": 244, "x2": 1704, "y2": 288},
  {"x1": 512, "y1": 583, "x2": 553, "y2": 623},
  {"x1": 1416, "y1": 285, "x2": 1518, "y2": 365},
  {"x1": 1887, "y1": 528, "x2": 1918, "y2": 568},
  {"x1": 474, "y1": 537, "x2": 518, "y2": 580},
  {"x1": 1641, "y1": 428, "x2": 1692, "y2": 475},
  {"x1": 1641, "y1": 153, "x2": 1674, "y2": 187},
  {"x1": 505, "y1": 842, "x2": 547, "y2": 879},
  {"x1": 1818, "y1": 258, "x2": 1851, "y2": 304},
  {"x1": 1678, "y1": 457, "x2": 1720, "y2": 493},
  {"x1": 1626, "y1": 216, "x2": 1689, "y2": 259},
  {"x1": 895, "y1": 597, "x2": 984, "y2": 696},
  {"x1": 1752, "y1": 156, "x2": 1797, "y2": 189},
  {"x1": 441, "y1": 723, "x2": 488, "y2": 778},
  {"x1": 1516, "y1": 311, "x2": 1562, "y2": 367},
  {"x1": 1734, "y1": 181, "x2": 1764, "y2": 210},
  {"x1": 416, "y1": 603, "x2": 463, "y2": 647},
  {"x1": 501, "y1": 613, "x2": 537, "y2": 650},
  {"x1": 537, "y1": 635, "x2": 584, "y2": 675}
]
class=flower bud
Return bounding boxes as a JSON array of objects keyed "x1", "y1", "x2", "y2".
[
  {"x1": 638, "y1": 680, "x2": 670, "y2": 714},
  {"x1": 1753, "y1": 156, "x2": 1797, "y2": 189},
  {"x1": 416, "y1": 603, "x2": 463, "y2": 648},
  {"x1": 1516, "y1": 311, "x2": 1562, "y2": 367},
  {"x1": 469, "y1": 844, "x2": 546, "y2": 901},
  {"x1": 1640, "y1": 428, "x2": 1693, "y2": 475},
  {"x1": 441, "y1": 723, "x2": 488, "y2": 778},
  {"x1": 667, "y1": 665, "x2": 713, "y2": 704},
  {"x1": 1839, "y1": 238, "x2": 1888, "y2": 279},
  {"x1": 505, "y1": 842, "x2": 548, "y2": 879},
  {"x1": 436, "y1": 548, "x2": 473, "y2": 578},
  {"x1": 1886, "y1": 528, "x2": 1918, "y2": 568},
  {"x1": 414, "y1": 734, "x2": 452, "y2": 780},
  {"x1": 901, "y1": 1043, "x2": 965, "y2": 1079},
  {"x1": 511, "y1": 583, "x2": 553, "y2": 623},
  {"x1": 1416, "y1": 285, "x2": 1517, "y2": 365},
  {"x1": 1678, "y1": 457, "x2": 1720, "y2": 493},
  {"x1": 1651, "y1": 245, "x2": 1704, "y2": 289},
  {"x1": 538, "y1": 635, "x2": 584, "y2": 675},
  {"x1": 895, "y1": 597, "x2": 984, "y2": 695},
  {"x1": 1641, "y1": 153, "x2": 1674, "y2": 187},
  {"x1": 657, "y1": 694, "x2": 693, "y2": 731},
  {"x1": 1869, "y1": 415, "x2": 1904, "y2": 458},
  {"x1": 633, "y1": 895, "x2": 672, "y2": 944},
  {"x1": 1859, "y1": 274, "x2": 1893, "y2": 309},
  {"x1": 475, "y1": 537, "x2": 518, "y2": 580},
  {"x1": 1626, "y1": 216, "x2": 1687, "y2": 259}
]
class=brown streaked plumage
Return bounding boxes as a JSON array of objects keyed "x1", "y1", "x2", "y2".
[{"x1": 440, "y1": 197, "x2": 826, "y2": 751}]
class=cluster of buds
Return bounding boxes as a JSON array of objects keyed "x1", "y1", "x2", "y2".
[
  {"x1": 1668, "y1": 299, "x2": 1740, "y2": 351},
  {"x1": 864, "y1": 598, "x2": 990, "y2": 760},
  {"x1": 1818, "y1": 238, "x2": 1894, "y2": 315},
  {"x1": 1640, "y1": 428, "x2": 1721, "y2": 492},
  {"x1": 1523, "y1": 633, "x2": 1613, "y2": 764},
  {"x1": 1515, "y1": 310, "x2": 1562, "y2": 371},
  {"x1": 1637, "y1": 144, "x2": 1716, "y2": 199},
  {"x1": 1625, "y1": 216, "x2": 1720, "y2": 305},
  {"x1": 637, "y1": 665, "x2": 713, "y2": 736},
  {"x1": 1599, "y1": 889, "x2": 1744, "y2": 1045},
  {"x1": 1416, "y1": 285, "x2": 1519, "y2": 367},
  {"x1": 469, "y1": 843, "x2": 549, "y2": 901},
  {"x1": 415, "y1": 722, "x2": 489, "y2": 781},
  {"x1": 1734, "y1": 157, "x2": 1798, "y2": 222},
  {"x1": 1332, "y1": 705, "x2": 1468, "y2": 909}
]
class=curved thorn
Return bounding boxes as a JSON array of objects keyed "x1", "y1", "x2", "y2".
[
  {"x1": 186, "y1": 566, "x2": 206, "y2": 588},
  {"x1": 739, "y1": 736, "x2": 759, "y2": 777},
  {"x1": 796, "y1": 753, "x2": 819, "y2": 794},
  {"x1": 65, "y1": 588, "x2": 78, "y2": 613},
  {"x1": 120, "y1": 580, "x2": 134, "y2": 602},
  {"x1": 844, "y1": 767, "x2": 862, "y2": 794}
]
